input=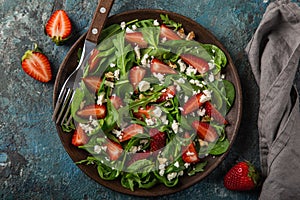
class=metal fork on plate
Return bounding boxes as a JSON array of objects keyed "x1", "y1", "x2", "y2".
[{"x1": 52, "y1": 0, "x2": 115, "y2": 126}]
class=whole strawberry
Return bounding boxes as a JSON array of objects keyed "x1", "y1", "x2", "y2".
[
  {"x1": 224, "y1": 161, "x2": 260, "y2": 191},
  {"x1": 21, "y1": 44, "x2": 52, "y2": 83}
]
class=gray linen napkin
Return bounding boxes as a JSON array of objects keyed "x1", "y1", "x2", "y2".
[{"x1": 245, "y1": 0, "x2": 300, "y2": 199}]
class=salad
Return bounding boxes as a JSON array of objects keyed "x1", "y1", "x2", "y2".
[{"x1": 62, "y1": 14, "x2": 235, "y2": 191}]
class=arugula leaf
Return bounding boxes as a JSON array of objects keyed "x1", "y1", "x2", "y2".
[
  {"x1": 160, "y1": 14, "x2": 182, "y2": 30},
  {"x1": 188, "y1": 161, "x2": 207, "y2": 176}
]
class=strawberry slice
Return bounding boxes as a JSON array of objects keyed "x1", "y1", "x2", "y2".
[
  {"x1": 182, "y1": 93, "x2": 204, "y2": 115},
  {"x1": 119, "y1": 124, "x2": 144, "y2": 142},
  {"x1": 157, "y1": 85, "x2": 177, "y2": 103},
  {"x1": 21, "y1": 45, "x2": 52, "y2": 83},
  {"x1": 204, "y1": 102, "x2": 228, "y2": 125},
  {"x1": 88, "y1": 49, "x2": 101, "y2": 72},
  {"x1": 181, "y1": 54, "x2": 209, "y2": 74},
  {"x1": 110, "y1": 95, "x2": 123, "y2": 110},
  {"x1": 160, "y1": 25, "x2": 181, "y2": 40},
  {"x1": 150, "y1": 58, "x2": 177, "y2": 75},
  {"x1": 129, "y1": 66, "x2": 146, "y2": 90},
  {"x1": 192, "y1": 121, "x2": 218, "y2": 143},
  {"x1": 82, "y1": 76, "x2": 102, "y2": 92},
  {"x1": 182, "y1": 132, "x2": 200, "y2": 163},
  {"x1": 106, "y1": 140, "x2": 123, "y2": 161},
  {"x1": 45, "y1": 10, "x2": 72, "y2": 45},
  {"x1": 127, "y1": 151, "x2": 151, "y2": 166},
  {"x1": 76, "y1": 104, "x2": 107, "y2": 119},
  {"x1": 125, "y1": 32, "x2": 148, "y2": 48},
  {"x1": 149, "y1": 128, "x2": 166, "y2": 152},
  {"x1": 133, "y1": 105, "x2": 153, "y2": 120},
  {"x1": 71, "y1": 125, "x2": 89, "y2": 146}
]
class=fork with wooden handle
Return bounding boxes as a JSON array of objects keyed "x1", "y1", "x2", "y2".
[{"x1": 52, "y1": 0, "x2": 115, "y2": 126}]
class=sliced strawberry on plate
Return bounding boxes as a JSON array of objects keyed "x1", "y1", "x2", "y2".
[
  {"x1": 119, "y1": 124, "x2": 144, "y2": 142},
  {"x1": 71, "y1": 125, "x2": 89, "y2": 146},
  {"x1": 45, "y1": 10, "x2": 72, "y2": 45},
  {"x1": 21, "y1": 45, "x2": 52, "y2": 83},
  {"x1": 182, "y1": 132, "x2": 200, "y2": 163},
  {"x1": 182, "y1": 93, "x2": 204, "y2": 115},
  {"x1": 129, "y1": 66, "x2": 146, "y2": 90},
  {"x1": 192, "y1": 121, "x2": 218, "y2": 143},
  {"x1": 82, "y1": 76, "x2": 102, "y2": 92},
  {"x1": 160, "y1": 25, "x2": 181, "y2": 40},
  {"x1": 181, "y1": 54, "x2": 209, "y2": 74},
  {"x1": 204, "y1": 101, "x2": 228, "y2": 125},
  {"x1": 127, "y1": 151, "x2": 151, "y2": 166},
  {"x1": 106, "y1": 140, "x2": 123, "y2": 161},
  {"x1": 157, "y1": 85, "x2": 177, "y2": 103},
  {"x1": 149, "y1": 128, "x2": 166, "y2": 152},
  {"x1": 88, "y1": 49, "x2": 101, "y2": 72},
  {"x1": 150, "y1": 58, "x2": 177, "y2": 75},
  {"x1": 133, "y1": 105, "x2": 153, "y2": 120},
  {"x1": 125, "y1": 32, "x2": 148, "y2": 48},
  {"x1": 110, "y1": 95, "x2": 123, "y2": 110},
  {"x1": 76, "y1": 104, "x2": 107, "y2": 119}
]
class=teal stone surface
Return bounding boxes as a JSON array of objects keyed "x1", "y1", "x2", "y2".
[{"x1": 1, "y1": 0, "x2": 299, "y2": 199}]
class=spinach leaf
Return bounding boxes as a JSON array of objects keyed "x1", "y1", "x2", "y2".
[
  {"x1": 209, "y1": 138, "x2": 230, "y2": 155},
  {"x1": 141, "y1": 27, "x2": 160, "y2": 49}
]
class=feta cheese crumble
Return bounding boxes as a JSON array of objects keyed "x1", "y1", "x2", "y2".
[
  {"x1": 200, "y1": 89, "x2": 212, "y2": 103},
  {"x1": 167, "y1": 172, "x2": 177, "y2": 181},
  {"x1": 138, "y1": 80, "x2": 151, "y2": 92},
  {"x1": 120, "y1": 21, "x2": 126, "y2": 30},
  {"x1": 186, "y1": 65, "x2": 197, "y2": 76},
  {"x1": 97, "y1": 92, "x2": 106, "y2": 105},
  {"x1": 171, "y1": 120, "x2": 179, "y2": 133},
  {"x1": 177, "y1": 59, "x2": 187, "y2": 72},
  {"x1": 134, "y1": 45, "x2": 141, "y2": 60},
  {"x1": 153, "y1": 19, "x2": 160, "y2": 26}
]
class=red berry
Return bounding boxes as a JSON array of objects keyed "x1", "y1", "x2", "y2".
[{"x1": 224, "y1": 161, "x2": 260, "y2": 191}]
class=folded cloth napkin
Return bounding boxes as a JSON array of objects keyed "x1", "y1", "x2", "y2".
[{"x1": 245, "y1": 0, "x2": 300, "y2": 199}]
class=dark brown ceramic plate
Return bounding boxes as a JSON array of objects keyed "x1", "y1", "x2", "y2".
[{"x1": 53, "y1": 9, "x2": 242, "y2": 196}]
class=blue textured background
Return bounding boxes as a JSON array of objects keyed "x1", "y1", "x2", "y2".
[{"x1": 1, "y1": 0, "x2": 299, "y2": 199}]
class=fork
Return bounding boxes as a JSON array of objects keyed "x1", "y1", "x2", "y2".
[{"x1": 52, "y1": 0, "x2": 115, "y2": 126}]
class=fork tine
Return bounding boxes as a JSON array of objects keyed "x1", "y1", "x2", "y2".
[
  {"x1": 52, "y1": 88, "x2": 67, "y2": 121},
  {"x1": 60, "y1": 91, "x2": 75, "y2": 126},
  {"x1": 55, "y1": 88, "x2": 73, "y2": 124}
]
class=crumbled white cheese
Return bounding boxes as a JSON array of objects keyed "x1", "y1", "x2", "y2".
[
  {"x1": 208, "y1": 63, "x2": 215, "y2": 70},
  {"x1": 94, "y1": 145, "x2": 102, "y2": 154},
  {"x1": 153, "y1": 72, "x2": 164, "y2": 83},
  {"x1": 197, "y1": 108, "x2": 206, "y2": 117},
  {"x1": 177, "y1": 59, "x2": 187, "y2": 72},
  {"x1": 221, "y1": 74, "x2": 225, "y2": 79},
  {"x1": 114, "y1": 69, "x2": 120, "y2": 80},
  {"x1": 120, "y1": 21, "x2": 126, "y2": 30},
  {"x1": 178, "y1": 171, "x2": 184, "y2": 176},
  {"x1": 132, "y1": 25, "x2": 137, "y2": 30},
  {"x1": 161, "y1": 115, "x2": 169, "y2": 125},
  {"x1": 186, "y1": 65, "x2": 197, "y2": 76},
  {"x1": 174, "y1": 161, "x2": 180, "y2": 168},
  {"x1": 158, "y1": 157, "x2": 168, "y2": 165},
  {"x1": 125, "y1": 27, "x2": 134, "y2": 33},
  {"x1": 152, "y1": 106, "x2": 162, "y2": 118},
  {"x1": 110, "y1": 63, "x2": 116, "y2": 68},
  {"x1": 184, "y1": 95, "x2": 189, "y2": 103},
  {"x1": 177, "y1": 78, "x2": 185, "y2": 84},
  {"x1": 167, "y1": 172, "x2": 177, "y2": 181},
  {"x1": 138, "y1": 80, "x2": 151, "y2": 92},
  {"x1": 140, "y1": 139, "x2": 149, "y2": 145},
  {"x1": 141, "y1": 54, "x2": 149, "y2": 66},
  {"x1": 97, "y1": 92, "x2": 106, "y2": 106},
  {"x1": 200, "y1": 90, "x2": 212, "y2": 103},
  {"x1": 112, "y1": 129, "x2": 122, "y2": 138},
  {"x1": 159, "y1": 163, "x2": 166, "y2": 170},
  {"x1": 145, "y1": 118, "x2": 155, "y2": 126},
  {"x1": 153, "y1": 19, "x2": 160, "y2": 26},
  {"x1": 159, "y1": 169, "x2": 165, "y2": 176},
  {"x1": 171, "y1": 120, "x2": 179, "y2": 134},
  {"x1": 184, "y1": 162, "x2": 190, "y2": 168},
  {"x1": 134, "y1": 45, "x2": 141, "y2": 60},
  {"x1": 208, "y1": 73, "x2": 215, "y2": 82}
]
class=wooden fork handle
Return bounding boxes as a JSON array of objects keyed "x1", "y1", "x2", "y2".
[{"x1": 86, "y1": 0, "x2": 115, "y2": 44}]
